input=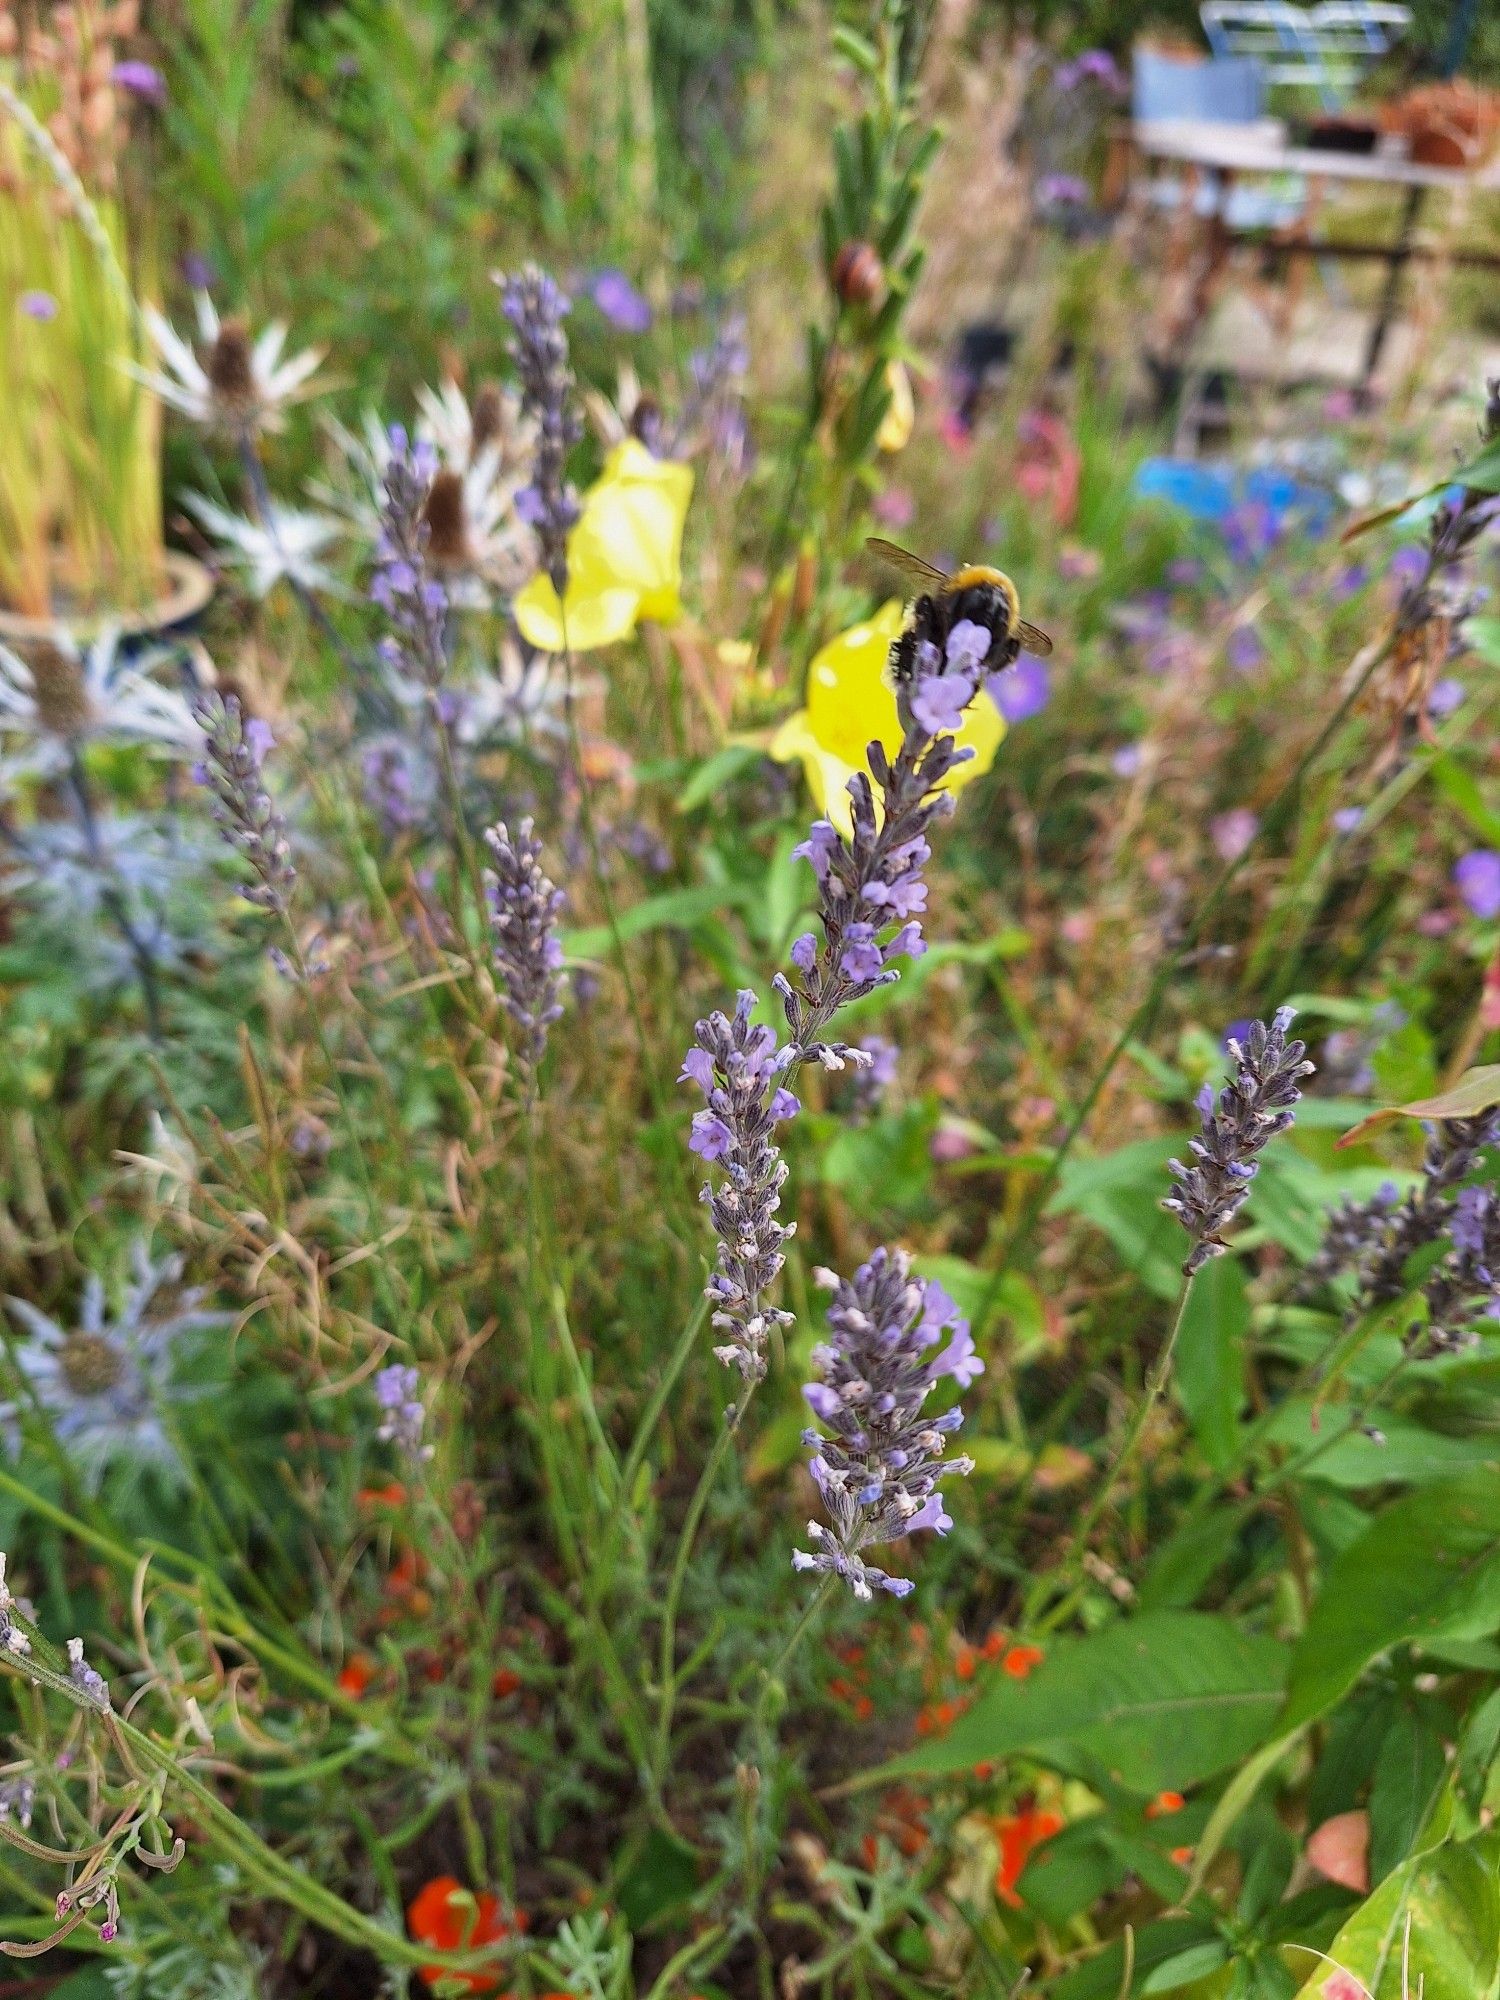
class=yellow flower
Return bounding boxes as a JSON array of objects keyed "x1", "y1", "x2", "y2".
[
  {"x1": 877, "y1": 359, "x2": 915, "y2": 453},
  {"x1": 769, "y1": 601, "x2": 1005, "y2": 836},
  {"x1": 513, "y1": 439, "x2": 693, "y2": 652}
]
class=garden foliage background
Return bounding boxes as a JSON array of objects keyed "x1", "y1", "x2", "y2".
[{"x1": 2, "y1": 0, "x2": 1500, "y2": 1996}]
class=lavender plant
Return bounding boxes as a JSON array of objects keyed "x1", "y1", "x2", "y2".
[
  {"x1": 1163, "y1": 1008, "x2": 1315, "y2": 1274},
  {"x1": 497, "y1": 266, "x2": 582, "y2": 596},
  {"x1": 191, "y1": 692, "x2": 296, "y2": 919},
  {"x1": 795, "y1": 1251, "x2": 981, "y2": 1600},
  {"x1": 484, "y1": 817, "x2": 567, "y2": 1082}
]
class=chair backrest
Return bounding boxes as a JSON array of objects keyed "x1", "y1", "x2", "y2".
[
  {"x1": 1201, "y1": 2, "x2": 1410, "y2": 106},
  {"x1": 1132, "y1": 48, "x2": 1269, "y2": 124}
]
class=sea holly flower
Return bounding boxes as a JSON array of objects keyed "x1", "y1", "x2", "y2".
[
  {"x1": 132, "y1": 293, "x2": 324, "y2": 438},
  {"x1": 769, "y1": 602, "x2": 1004, "y2": 837},
  {"x1": 0, "y1": 634, "x2": 201, "y2": 786},
  {"x1": 0, "y1": 1247, "x2": 227, "y2": 1493},
  {"x1": 183, "y1": 495, "x2": 343, "y2": 601},
  {"x1": 513, "y1": 440, "x2": 694, "y2": 652}
]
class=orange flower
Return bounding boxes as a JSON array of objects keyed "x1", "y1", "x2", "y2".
[
  {"x1": 337, "y1": 1655, "x2": 376, "y2": 1698},
  {"x1": 1170, "y1": 1845, "x2": 1194, "y2": 1867},
  {"x1": 994, "y1": 1807, "x2": 1064, "y2": 1908},
  {"x1": 358, "y1": 1481, "x2": 408, "y2": 1508},
  {"x1": 1145, "y1": 1790, "x2": 1186, "y2": 1819},
  {"x1": 980, "y1": 1631, "x2": 1008, "y2": 1662},
  {"x1": 491, "y1": 1669, "x2": 521, "y2": 1699},
  {"x1": 954, "y1": 1643, "x2": 978, "y2": 1682},
  {"x1": 405, "y1": 1877, "x2": 519, "y2": 1997},
  {"x1": 1001, "y1": 1644, "x2": 1044, "y2": 1679},
  {"x1": 914, "y1": 1695, "x2": 970, "y2": 1738}
]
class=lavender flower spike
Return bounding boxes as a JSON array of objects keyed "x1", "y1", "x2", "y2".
[
  {"x1": 680, "y1": 992, "x2": 798, "y2": 1381},
  {"x1": 374, "y1": 1363, "x2": 432, "y2": 1464},
  {"x1": 1164, "y1": 1008, "x2": 1314, "y2": 1275},
  {"x1": 795, "y1": 1250, "x2": 980, "y2": 1602},
  {"x1": 192, "y1": 692, "x2": 295, "y2": 916},
  {"x1": 484, "y1": 818, "x2": 566, "y2": 1077},
  {"x1": 372, "y1": 427, "x2": 447, "y2": 693},
  {"x1": 497, "y1": 266, "x2": 582, "y2": 596}
]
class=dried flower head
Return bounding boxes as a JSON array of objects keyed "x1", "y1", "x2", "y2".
[{"x1": 497, "y1": 264, "x2": 582, "y2": 595}]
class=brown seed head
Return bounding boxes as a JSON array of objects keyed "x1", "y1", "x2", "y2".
[
  {"x1": 421, "y1": 469, "x2": 468, "y2": 566},
  {"x1": 205, "y1": 317, "x2": 257, "y2": 410},
  {"x1": 59, "y1": 1332, "x2": 126, "y2": 1396},
  {"x1": 469, "y1": 382, "x2": 505, "y2": 459},
  {"x1": 28, "y1": 642, "x2": 92, "y2": 738}
]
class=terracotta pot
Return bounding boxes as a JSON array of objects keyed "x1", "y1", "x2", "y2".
[
  {"x1": 0, "y1": 550, "x2": 214, "y2": 651},
  {"x1": 1383, "y1": 82, "x2": 1500, "y2": 171}
]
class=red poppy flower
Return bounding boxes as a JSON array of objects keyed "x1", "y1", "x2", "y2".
[
  {"x1": 994, "y1": 1807, "x2": 1064, "y2": 1907},
  {"x1": 406, "y1": 1877, "x2": 518, "y2": 1996},
  {"x1": 337, "y1": 1655, "x2": 376, "y2": 1698}
]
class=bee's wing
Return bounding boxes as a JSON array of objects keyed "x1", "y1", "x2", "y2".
[
  {"x1": 1017, "y1": 620, "x2": 1054, "y2": 657},
  {"x1": 865, "y1": 538, "x2": 950, "y2": 592}
]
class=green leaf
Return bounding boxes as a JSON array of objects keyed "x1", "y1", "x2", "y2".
[
  {"x1": 1367, "y1": 1704, "x2": 1448, "y2": 1882},
  {"x1": 1260, "y1": 1404, "x2": 1500, "y2": 1488},
  {"x1": 1429, "y1": 750, "x2": 1500, "y2": 846},
  {"x1": 1175, "y1": 1256, "x2": 1248, "y2": 1470},
  {"x1": 1337, "y1": 1066, "x2": 1500, "y2": 1149},
  {"x1": 1282, "y1": 1471, "x2": 1500, "y2": 1732},
  {"x1": 1052, "y1": 1919, "x2": 1223, "y2": 2000},
  {"x1": 563, "y1": 883, "x2": 748, "y2": 961},
  {"x1": 1290, "y1": 1832, "x2": 1500, "y2": 1999},
  {"x1": 1143, "y1": 1942, "x2": 1231, "y2": 1993},
  {"x1": 1465, "y1": 613, "x2": 1500, "y2": 666},
  {"x1": 615, "y1": 1824, "x2": 701, "y2": 1930},
  {"x1": 892, "y1": 1611, "x2": 1288, "y2": 1794},
  {"x1": 673, "y1": 743, "x2": 762, "y2": 814},
  {"x1": 1052, "y1": 1135, "x2": 1187, "y2": 1301},
  {"x1": 1137, "y1": 1506, "x2": 1244, "y2": 1611}
]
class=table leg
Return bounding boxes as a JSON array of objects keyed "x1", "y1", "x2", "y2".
[{"x1": 1360, "y1": 184, "x2": 1426, "y2": 393}]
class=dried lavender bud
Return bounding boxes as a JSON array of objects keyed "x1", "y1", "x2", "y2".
[
  {"x1": 372, "y1": 426, "x2": 448, "y2": 692},
  {"x1": 374, "y1": 1363, "x2": 431, "y2": 1464},
  {"x1": 1163, "y1": 1009, "x2": 1314, "y2": 1275},
  {"x1": 497, "y1": 265, "x2": 582, "y2": 596},
  {"x1": 484, "y1": 818, "x2": 566, "y2": 1079},
  {"x1": 1302, "y1": 1184, "x2": 1403, "y2": 1292},
  {"x1": 681, "y1": 992, "x2": 799, "y2": 1381},
  {"x1": 191, "y1": 692, "x2": 295, "y2": 917},
  {"x1": 794, "y1": 1249, "x2": 981, "y2": 1602},
  {"x1": 66, "y1": 1636, "x2": 110, "y2": 1709}
]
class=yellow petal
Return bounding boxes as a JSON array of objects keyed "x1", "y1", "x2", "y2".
[
  {"x1": 877, "y1": 359, "x2": 915, "y2": 453},
  {"x1": 771, "y1": 599, "x2": 1006, "y2": 826},
  {"x1": 513, "y1": 571, "x2": 642, "y2": 653}
]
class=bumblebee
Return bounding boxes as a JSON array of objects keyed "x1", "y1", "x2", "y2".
[{"x1": 866, "y1": 538, "x2": 1054, "y2": 685}]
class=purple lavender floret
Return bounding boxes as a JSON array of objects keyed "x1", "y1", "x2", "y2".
[
  {"x1": 1313, "y1": 1112, "x2": 1500, "y2": 1311},
  {"x1": 374, "y1": 1363, "x2": 430, "y2": 1463},
  {"x1": 192, "y1": 692, "x2": 295, "y2": 916},
  {"x1": 1419, "y1": 1183, "x2": 1500, "y2": 1355},
  {"x1": 372, "y1": 428, "x2": 448, "y2": 693},
  {"x1": 793, "y1": 1250, "x2": 980, "y2": 1602},
  {"x1": 66, "y1": 1637, "x2": 110, "y2": 1710},
  {"x1": 1163, "y1": 1008, "x2": 1314, "y2": 1275},
  {"x1": 681, "y1": 992, "x2": 798, "y2": 1381},
  {"x1": 497, "y1": 265, "x2": 582, "y2": 596},
  {"x1": 484, "y1": 818, "x2": 566, "y2": 1080}
]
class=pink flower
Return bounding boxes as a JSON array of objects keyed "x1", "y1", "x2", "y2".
[{"x1": 1211, "y1": 809, "x2": 1259, "y2": 862}]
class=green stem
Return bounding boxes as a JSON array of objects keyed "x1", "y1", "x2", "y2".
[
  {"x1": 1027, "y1": 1273, "x2": 1196, "y2": 1631},
  {"x1": 651, "y1": 1383, "x2": 756, "y2": 1790}
]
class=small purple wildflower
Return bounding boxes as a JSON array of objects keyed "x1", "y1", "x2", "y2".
[
  {"x1": 590, "y1": 269, "x2": 652, "y2": 334},
  {"x1": 1388, "y1": 545, "x2": 1427, "y2": 591},
  {"x1": 1167, "y1": 557, "x2": 1202, "y2": 587},
  {"x1": 1430, "y1": 677, "x2": 1465, "y2": 719},
  {"x1": 990, "y1": 652, "x2": 1049, "y2": 722},
  {"x1": 372, "y1": 427, "x2": 448, "y2": 694},
  {"x1": 1332, "y1": 806, "x2": 1365, "y2": 834},
  {"x1": 192, "y1": 692, "x2": 295, "y2": 916},
  {"x1": 1036, "y1": 173, "x2": 1089, "y2": 207},
  {"x1": 179, "y1": 252, "x2": 215, "y2": 291},
  {"x1": 846, "y1": 1034, "x2": 899, "y2": 1121},
  {"x1": 374, "y1": 1363, "x2": 431, "y2": 1464},
  {"x1": 1211, "y1": 809, "x2": 1259, "y2": 862},
  {"x1": 112, "y1": 59, "x2": 166, "y2": 103},
  {"x1": 1226, "y1": 626, "x2": 1264, "y2": 674},
  {"x1": 1455, "y1": 851, "x2": 1500, "y2": 919},
  {"x1": 1112, "y1": 743, "x2": 1144, "y2": 778},
  {"x1": 1164, "y1": 1008, "x2": 1314, "y2": 1274},
  {"x1": 497, "y1": 266, "x2": 582, "y2": 595},
  {"x1": 1332, "y1": 561, "x2": 1369, "y2": 602},
  {"x1": 484, "y1": 818, "x2": 566, "y2": 1079},
  {"x1": 19, "y1": 291, "x2": 58, "y2": 321},
  {"x1": 794, "y1": 1250, "x2": 980, "y2": 1603}
]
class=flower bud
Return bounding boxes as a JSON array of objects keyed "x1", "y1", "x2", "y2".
[{"x1": 831, "y1": 240, "x2": 884, "y2": 307}]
